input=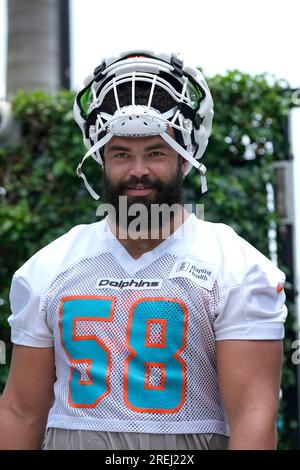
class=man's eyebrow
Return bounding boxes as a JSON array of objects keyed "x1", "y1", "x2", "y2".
[
  {"x1": 144, "y1": 142, "x2": 170, "y2": 151},
  {"x1": 105, "y1": 141, "x2": 170, "y2": 153},
  {"x1": 105, "y1": 144, "x2": 131, "y2": 153}
]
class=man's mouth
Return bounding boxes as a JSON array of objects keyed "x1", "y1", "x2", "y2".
[{"x1": 125, "y1": 185, "x2": 154, "y2": 196}]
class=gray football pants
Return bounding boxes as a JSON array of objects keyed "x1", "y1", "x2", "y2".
[{"x1": 43, "y1": 428, "x2": 229, "y2": 450}]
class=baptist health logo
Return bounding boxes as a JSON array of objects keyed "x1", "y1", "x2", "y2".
[
  {"x1": 0, "y1": 340, "x2": 6, "y2": 364},
  {"x1": 177, "y1": 262, "x2": 190, "y2": 272}
]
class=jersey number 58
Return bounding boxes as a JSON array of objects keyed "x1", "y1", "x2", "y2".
[{"x1": 59, "y1": 296, "x2": 188, "y2": 413}]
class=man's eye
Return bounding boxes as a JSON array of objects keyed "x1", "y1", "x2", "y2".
[
  {"x1": 149, "y1": 151, "x2": 164, "y2": 157},
  {"x1": 114, "y1": 153, "x2": 129, "y2": 158}
]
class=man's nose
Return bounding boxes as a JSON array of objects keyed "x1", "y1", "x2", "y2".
[{"x1": 128, "y1": 156, "x2": 151, "y2": 178}]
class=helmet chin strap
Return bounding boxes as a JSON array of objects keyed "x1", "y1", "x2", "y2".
[
  {"x1": 159, "y1": 131, "x2": 207, "y2": 193},
  {"x1": 76, "y1": 132, "x2": 113, "y2": 200}
]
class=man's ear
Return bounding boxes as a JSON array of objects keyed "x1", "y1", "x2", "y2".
[{"x1": 181, "y1": 156, "x2": 187, "y2": 173}]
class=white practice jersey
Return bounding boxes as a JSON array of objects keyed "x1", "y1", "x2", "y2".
[{"x1": 8, "y1": 215, "x2": 287, "y2": 435}]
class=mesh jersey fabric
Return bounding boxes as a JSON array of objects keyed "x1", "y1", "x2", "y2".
[{"x1": 8, "y1": 214, "x2": 287, "y2": 434}]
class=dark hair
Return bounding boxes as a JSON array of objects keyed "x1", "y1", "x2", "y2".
[
  {"x1": 100, "y1": 80, "x2": 176, "y2": 114},
  {"x1": 100, "y1": 80, "x2": 185, "y2": 147}
]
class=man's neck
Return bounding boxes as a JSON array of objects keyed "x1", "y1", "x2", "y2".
[{"x1": 108, "y1": 207, "x2": 190, "y2": 260}]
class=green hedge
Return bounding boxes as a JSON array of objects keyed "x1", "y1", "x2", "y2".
[{"x1": 0, "y1": 72, "x2": 294, "y2": 446}]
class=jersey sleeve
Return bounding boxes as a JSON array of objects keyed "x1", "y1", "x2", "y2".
[
  {"x1": 214, "y1": 233, "x2": 288, "y2": 341},
  {"x1": 7, "y1": 222, "x2": 99, "y2": 348},
  {"x1": 8, "y1": 275, "x2": 54, "y2": 347}
]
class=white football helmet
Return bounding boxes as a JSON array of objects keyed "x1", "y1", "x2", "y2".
[{"x1": 73, "y1": 50, "x2": 214, "y2": 199}]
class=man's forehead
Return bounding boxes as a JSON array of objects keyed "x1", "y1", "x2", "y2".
[{"x1": 105, "y1": 127, "x2": 176, "y2": 151}]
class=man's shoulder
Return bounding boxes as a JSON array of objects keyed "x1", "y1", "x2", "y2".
[
  {"x1": 176, "y1": 218, "x2": 243, "y2": 278},
  {"x1": 189, "y1": 218, "x2": 284, "y2": 287},
  {"x1": 189, "y1": 218, "x2": 240, "y2": 255},
  {"x1": 13, "y1": 220, "x2": 106, "y2": 294},
  {"x1": 193, "y1": 218, "x2": 259, "y2": 258}
]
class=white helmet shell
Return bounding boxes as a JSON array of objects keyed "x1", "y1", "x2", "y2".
[{"x1": 74, "y1": 50, "x2": 214, "y2": 199}]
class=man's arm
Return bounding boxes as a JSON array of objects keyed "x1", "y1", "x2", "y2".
[
  {"x1": 216, "y1": 339, "x2": 283, "y2": 450},
  {"x1": 0, "y1": 344, "x2": 55, "y2": 449}
]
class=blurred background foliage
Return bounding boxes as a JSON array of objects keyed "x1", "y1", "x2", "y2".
[{"x1": 0, "y1": 71, "x2": 295, "y2": 447}]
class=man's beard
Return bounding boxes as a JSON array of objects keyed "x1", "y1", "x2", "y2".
[{"x1": 103, "y1": 161, "x2": 184, "y2": 232}]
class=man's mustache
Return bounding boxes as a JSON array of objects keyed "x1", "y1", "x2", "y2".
[{"x1": 119, "y1": 176, "x2": 161, "y2": 192}]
